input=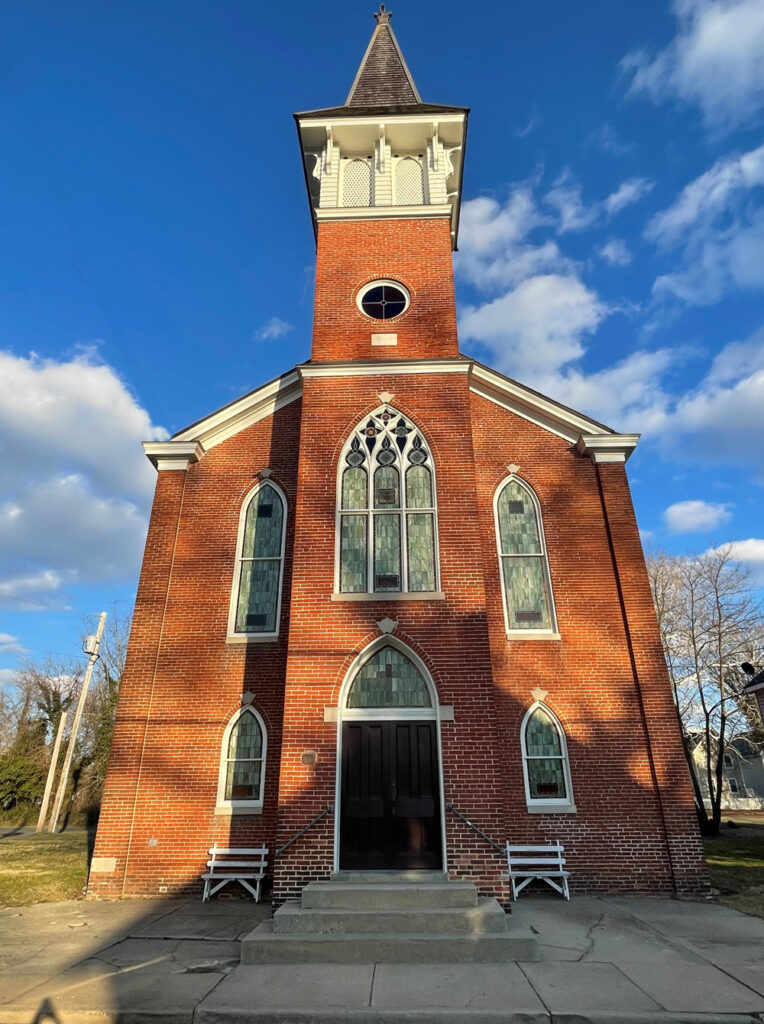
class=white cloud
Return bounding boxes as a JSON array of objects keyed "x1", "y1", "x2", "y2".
[
  {"x1": 0, "y1": 349, "x2": 166, "y2": 610},
  {"x1": 664, "y1": 499, "x2": 732, "y2": 533},
  {"x1": 254, "y1": 316, "x2": 292, "y2": 341},
  {"x1": 718, "y1": 538, "x2": 764, "y2": 563},
  {"x1": 0, "y1": 668, "x2": 18, "y2": 693},
  {"x1": 623, "y1": 0, "x2": 764, "y2": 133},
  {"x1": 459, "y1": 274, "x2": 608, "y2": 379},
  {"x1": 515, "y1": 113, "x2": 542, "y2": 138},
  {"x1": 604, "y1": 177, "x2": 654, "y2": 217},
  {"x1": 599, "y1": 239, "x2": 633, "y2": 266},
  {"x1": 645, "y1": 145, "x2": 764, "y2": 306},
  {"x1": 544, "y1": 173, "x2": 599, "y2": 233},
  {"x1": 589, "y1": 123, "x2": 635, "y2": 157},
  {"x1": 0, "y1": 631, "x2": 26, "y2": 654}
]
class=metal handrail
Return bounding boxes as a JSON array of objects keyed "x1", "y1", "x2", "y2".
[
  {"x1": 275, "y1": 803, "x2": 334, "y2": 857},
  {"x1": 446, "y1": 802, "x2": 503, "y2": 855}
]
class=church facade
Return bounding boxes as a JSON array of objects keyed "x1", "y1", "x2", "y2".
[{"x1": 88, "y1": 11, "x2": 706, "y2": 904}]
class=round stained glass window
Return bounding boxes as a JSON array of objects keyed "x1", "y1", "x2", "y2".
[{"x1": 357, "y1": 280, "x2": 410, "y2": 320}]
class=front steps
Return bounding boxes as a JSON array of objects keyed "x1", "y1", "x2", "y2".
[{"x1": 240, "y1": 872, "x2": 538, "y2": 964}]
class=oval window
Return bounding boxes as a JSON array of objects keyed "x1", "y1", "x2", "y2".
[{"x1": 357, "y1": 280, "x2": 410, "y2": 320}]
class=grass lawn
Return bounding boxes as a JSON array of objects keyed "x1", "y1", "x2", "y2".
[
  {"x1": 0, "y1": 830, "x2": 91, "y2": 907},
  {"x1": 704, "y1": 822, "x2": 764, "y2": 919}
]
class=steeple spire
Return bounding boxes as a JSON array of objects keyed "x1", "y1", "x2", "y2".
[{"x1": 346, "y1": 6, "x2": 422, "y2": 108}]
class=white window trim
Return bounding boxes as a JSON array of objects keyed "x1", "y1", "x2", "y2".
[
  {"x1": 215, "y1": 706, "x2": 267, "y2": 815},
  {"x1": 340, "y1": 155, "x2": 374, "y2": 208},
  {"x1": 520, "y1": 701, "x2": 575, "y2": 813},
  {"x1": 226, "y1": 479, "x2": 287, "y2": 642},
  {"x1": 334, "y1": 405, "x2": 441, "y2": 597},
  {"x1": 355, "y1": 280, "x2": 411, "y2": 320},
  {"x1": 391, "y1": 154, "x2": 428, "y2": 206},
  {"x1": 493, "y1": 474, "x2": 559, "y2": 639}
]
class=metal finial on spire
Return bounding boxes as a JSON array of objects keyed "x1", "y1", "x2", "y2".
[{"x1": 374, "y1": 4, "x2": 391, "y2": 24}]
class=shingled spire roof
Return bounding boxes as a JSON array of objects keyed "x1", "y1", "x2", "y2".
[{"x1": 346, "y1": 5, "x2": 421, "y2": 108}]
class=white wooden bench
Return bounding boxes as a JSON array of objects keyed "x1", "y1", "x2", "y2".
[
  {"x1": 506, "y1": 841, "x2": 570, "y2": 900},
  {"x1": 201, "y1": 845, "x2": 268, "y2": 902}
]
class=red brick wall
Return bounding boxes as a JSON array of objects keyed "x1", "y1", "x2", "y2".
[
  {"x1": 311, "y1": 217, "x2": 459, "y2": 363},
  {"x1": 470, "y1": 393, "x2": 706, "y2": 895},
  {"x1": 88, "y1": 401, "x2": 301, "y2": 897}
]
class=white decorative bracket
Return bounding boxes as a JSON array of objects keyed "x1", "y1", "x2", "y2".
[
  {"x1": 431, "y1": 122, "x2": 439, "y2": 170},
  {"x1": 143, "y1": 440, "x2": 204, "y2": 472},
  {"x1": 376, "y1": 617, "x2": 398, "y2": 634},
  {"x1": 378, "y1": 125, "x2": 386, "y2": 173},
  {"x1": 325, "y1": 127, "x2": 334, "y2": 170}
]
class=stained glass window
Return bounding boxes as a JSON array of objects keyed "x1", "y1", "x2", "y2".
[
  {"x1": 496, "y1": 478, "x2": 555, "y2": 632},
  {"x1": 338, "y1": 407, "x2": 438, "y2": 594},
  {"x1": 347, "y1": 646, "x2": 432, "y2": 708},
  {"x1": 222, "y1": 708, "x2": 266, "y2": 804},
  {"x1": 523, "y1": 706, "x2": 569, "y2": 803},
  {"x1": 233, "y1": 482, "x2": 285, "y2": 635}
]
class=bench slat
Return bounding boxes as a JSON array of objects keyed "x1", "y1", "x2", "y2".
[{"x1": 208, "y1": 847, "x2": 268, "y2": 855}]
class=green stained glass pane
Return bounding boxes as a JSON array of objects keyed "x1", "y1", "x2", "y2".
[
  {"x1": 527, "y1": 757, "x2": 566, "y2": 800},
  {"x1": 228, "y1": 712, "x2": 263, "y2": 761},
  {"x1": 502, "y1": 556, "x2": 550, "y2": 630},
  {"x1": 497, "y1": 482, "x2": 541, "y2": 554},
  {"x1": 347, "y1": 646, "x2": 431, "y2": 708},
  {"x1": 406, "y1": 466, "x2": 432, "y2": 509},
  {"x1": 340, "y1": 515, "x2": 367, "y2": 592},
  {"x1": 242, "y1": 484, "x2": 283, "y2": 558},
  {"x1": 374, "y1": 514, "x2": 401, "y2": 590},
  {"x1": 342, "y1": 468, "x2": 368, "y2": 510},
  {"x1": 225, "y1": 758, "x2": 262, "y2": 800},
  {"x1": 407, "y1": 513, "x2": 435, "y2": 592},
  {"x1": 236, "y1": 559, "x2": 280, "y2": 632},
  {"x1": 374, "y1": 466, "x2": 400, "y2": 508},
  {"x1": 526, "y1": 708, "x2": 562, "y2": 757}
]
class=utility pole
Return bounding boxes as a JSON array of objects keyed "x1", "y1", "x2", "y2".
[
  {"x1": 36, "y1": 711, "x2": 68, "y2": 833},
  {"x1": 49, "y1": 612, "x2": 107, "y2": 834}
]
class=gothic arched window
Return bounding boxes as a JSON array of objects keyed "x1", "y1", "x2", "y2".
[
  {"x1": 216, "y1": 706, "x2": 267, "y2": 813},
  {"x1": 520, "y1": 703, "x2": 573, "y2": 809},
  {"x1": 229, "y1": 481, "x2": 286, "y2": 639},
  {"x1": 337, "y1": 406, "x2": 439, "y2": 595},
  {"x1": 342, "y1": 157, "x2": 372, "y2": 207},
  {"x1": 394, "y1": 156, "x2": 425, "y2": 205},
  {"x1": 494, "y1": 476, "x2": 557, "y2": 635}
]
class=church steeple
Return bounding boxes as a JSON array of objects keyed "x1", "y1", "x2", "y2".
[
  {"x1": 294, "y1": 8, "x2": 469, "y2": 249},
  {"x1": 346, "y1": 6, "x2": 421, "y2": 108}
]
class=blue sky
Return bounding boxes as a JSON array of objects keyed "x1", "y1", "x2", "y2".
[{"x1": 1, "y1": 0, "x2": 763, "y2": 683}]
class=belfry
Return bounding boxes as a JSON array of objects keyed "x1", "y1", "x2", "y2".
[{"x1": 89, "y1": 8, "x2": 705, "y2": 915}]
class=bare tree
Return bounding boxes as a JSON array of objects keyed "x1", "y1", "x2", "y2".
[{"x1": 647, "y1": 546, "x2": 764, "y2": 835}]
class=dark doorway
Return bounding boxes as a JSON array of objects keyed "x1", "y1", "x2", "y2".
[{"x1": 340, "y1": 719, "x2": 442, "y2": 870}]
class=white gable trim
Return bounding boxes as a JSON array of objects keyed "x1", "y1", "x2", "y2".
[{"x1": 141, "y1": 360, "x2": 640, "y2": 468}]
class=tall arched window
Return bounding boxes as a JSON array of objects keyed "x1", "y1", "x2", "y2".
[
  {"x1": 216, "y1": 706, "x2": 267, "y2": 813},
  {"x1": 494, "y1": 476, "x2": 557, "y2": 635},
  {"x1": 228, "y1": 481, "x2": 286, "y2": 639},
  {"x1": 520, "y1": 703, "x2": 574, "y2": 811},
  {"x1": 337, "y1": 406, "x2": 439, "y2": 595},
  {"x1": 342, "y1": 157, "x2": 372, "y2": 207},
  {"x1": 394, "y1": 156, "x2": 425, "y2": 205}
]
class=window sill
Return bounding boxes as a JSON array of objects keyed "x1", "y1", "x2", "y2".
[
  {"x1": 226, "y1": 633, "x2": 280, "y2": 644},
  {"x1": 526, "y1": 803, "x2": 577, "y2": 815},
  {"x1": 331, "y1": 592, "x2": 445, "y2": 602},
  {"x1": 214, "y1": 804, "x2": 264, "y2": 816},
  {"x1": 506, "y1": 631, "x2": 561, "y2": 641}
]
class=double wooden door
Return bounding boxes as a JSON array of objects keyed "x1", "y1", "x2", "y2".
[{"x1": 340, "y1": 720, "x2": 442, "y2": 870}]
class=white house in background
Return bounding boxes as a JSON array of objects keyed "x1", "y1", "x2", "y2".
[{"x1": 688, "y1": 732, "x2": 764, "y2": 811}]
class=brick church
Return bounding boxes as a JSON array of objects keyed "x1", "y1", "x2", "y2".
[{"x1": 89, "y1": 9, "x2": 706, "y2": 904}]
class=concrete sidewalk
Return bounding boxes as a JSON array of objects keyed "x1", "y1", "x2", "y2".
[{"x1": 1, "y1": 895, "x2": 763, "y2": 1023}]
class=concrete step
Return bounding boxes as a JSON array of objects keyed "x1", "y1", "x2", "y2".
[
  {"x1": 272, "y1": 897, "x2": 509, "y2": 935},
  {"x1": 330, "y1": 870, "x2": 448, "y2": 883},
  {"x1": 241, "y1": 921, "x2": 539, "y2": 964},
  {"x1": 302, "y1": 880, "x2": 478, "y2": 910}
]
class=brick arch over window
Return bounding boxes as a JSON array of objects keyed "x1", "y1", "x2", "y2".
[
  {"x1": 493, "y1": 474, "x2": 557, "y2": 636},
  {"x1": 216, "y1": 705, "x2": 267, "y2": 814},
  {"x1": 336, "y1": 405, "x2": 440, "y2": 595},
  {"x1": 228, "y1": 479, "x2": 287, "y2": 639}
]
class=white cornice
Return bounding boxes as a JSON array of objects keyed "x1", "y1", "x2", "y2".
[
  {"x1": 297, "y1": 113, "x2": 466, "y2": 130},
  {"x1": 172, "y1": 371, "x2": 302, "y2": 451},
  {"x1": 575, "y1": 434, "x2": 640, "y2": 464},
  {"x1": 143, "y1": 440, "x2": 205, "y2": 472},
  {"x1": 316, "y1": 205, "x2": 452, "y2": 225},
  {"x1": 298, "y1": 359, "x2": 470, "y2": 379},
  {"x1": 469, "y1": 363, "x2": 612, "y2": 445},
  {"x1": 142, "y1": 359, "x2": 639, "y2": 463}
]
